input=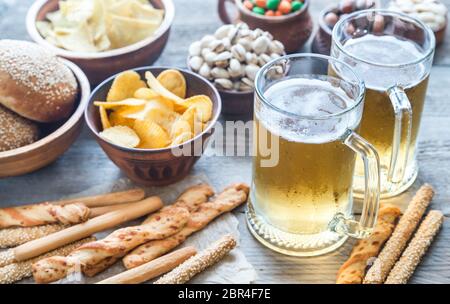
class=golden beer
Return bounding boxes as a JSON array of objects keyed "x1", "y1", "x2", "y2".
[{"x1": 337, "y1": 34, "x2": 430, "y2": 194}]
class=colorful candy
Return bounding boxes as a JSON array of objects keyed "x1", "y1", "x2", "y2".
[{"x1": 242, "y1": 0, "x2": 304, "y2": 16}]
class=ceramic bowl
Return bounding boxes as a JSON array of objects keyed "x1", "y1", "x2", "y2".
[
  {"x1": 85, "y1": 67, "x2": 222, "y2": 186},
  {"x1": 0, "y1": 59, "x2": 91, "y2": 178},
  {"x1": 26, "y1": 0, "x2": 175, "y2": 85}
]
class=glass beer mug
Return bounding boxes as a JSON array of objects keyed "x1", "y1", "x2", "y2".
[
  {"x1": 332, "y1": 10, "x2": 435, "y2": 198},
  {"x1": 247, "y1": 54, "x2": 380, "y2": 256}
]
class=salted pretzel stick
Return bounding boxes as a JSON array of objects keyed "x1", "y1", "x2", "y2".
[
  {"x1": 52, "y1": 188, "x2": 145, "y2": 207},
  {"x1": 89, "y1": 202, "x2": 138, "y2": 218},
  {"x1": 97, "y1": 247, "x2": 197, "y2": 284},
  {"x1": 0, "y1": 196, "x2": 163, "y2": 267},
  {"x1": 154, "y1": 234, "x2": 236, "y2": 284},
  {"x1": 385, "y1": 210, "x2": 444, "y2": 284},
  {"x1": 123, "y1": 183, "x2": 249, "y2": 269},
  {"x1": 364, "y1": 184, "x2": 434, "y2": 284},
  {"x1": 0, "y1": 237, "x2": 95, "y2": 284},
  {"x1": 82, "y1": 184, "x2": 215, "y2": 276},
  {"x1": 336, "y1": 203, "x2": 401, "y2": 284}
]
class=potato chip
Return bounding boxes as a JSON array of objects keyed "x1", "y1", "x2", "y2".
[
  {"x1": 99, "y1": 105, "x2": 111, "y2": 130},
  {"x1": 182, "y1": 95, "x2": 213, "y2": 122},
  {"x1": 94, "y1": 98, "x2": 147, "y2": 109},
  {"x1": 133, "y1": 119, "x2": 170, "y2": 149},
  {"x1": 145, "y1": 71, "x2": 187, "y2": 109},
  {"x1": 109, "y1": 105, "x2": 145, "y2": 128},
  {"x1": 134, "y1": 88, "x2": 159, "y2": 100},
  {"x1": 107, "y1": 70, "x2": 147, "y2": 102},
  {"x1": 171, "y1": 132, "x2": 194, "y2": 146},
  {"x1": 99, "y1": 125, "x2": 140, "y2": 148},
  {"x1": 157, "y1": 69, "x2": 187, "y2": 99},
  {"x1": 170, "y1": 107, "x2": 202, "y2": 138}
]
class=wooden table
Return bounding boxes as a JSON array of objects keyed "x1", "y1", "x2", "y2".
[{"x1": 1, "y1": 0, "x2": 449, "y2": 283}]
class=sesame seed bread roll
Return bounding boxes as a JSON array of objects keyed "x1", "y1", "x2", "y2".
[
  {"x1": 0, "y1": 105, "x2": 38, "y2": 152},
  {"x1": 0, "y1": 40, "x2": 78, "y2": 123}
]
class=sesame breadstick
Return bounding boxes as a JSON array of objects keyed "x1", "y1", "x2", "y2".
[
  {"x1": 363, "y1": 184, "x2": 434, "y2": 284},
  {"x1": 0, "y1": 224, "x2": 66, "y2": 249},
  {"x1": 385, "y1": 210, "x2": 444, "y2": 284},
  {"x1": 0, "y1": 237, "x2": 95, "y2": 284},
  {"x1": 154, "y1": 234, "x2": 236, "y2": 284}
]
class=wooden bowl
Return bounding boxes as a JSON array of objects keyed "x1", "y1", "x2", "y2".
[
  {"x1": 26, "y1": 0, "x2": 175, "y2": 85},
  {"x1": 85, "y1": 67, "x2": 222, "y2": 186},
  {"x1": 0, "y1": 59, "x2": 91, "y2": 178},
  {"x1": 218, "y1": 0, "x2": 313, "y2": 53}
]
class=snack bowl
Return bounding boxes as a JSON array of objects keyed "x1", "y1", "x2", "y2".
[
  {"x1": 312, "y1": 1, "x2": 380, "y2": 55},
  {"x1": 85, "y1": 67, "x2": 222, "y2": 186},
  {"x1": 26, "y1": 0, "x2": 175, "y2": 85},
  {"x1": 0, "y1": 59, "x2": 91, "y2": 178}
]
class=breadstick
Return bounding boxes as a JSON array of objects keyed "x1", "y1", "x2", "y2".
[
  {"x1": 88, "y1": 184, "x2": 215, "y2": 275},
  {"x1": 336, "y1": 203, "x2": 401, "y2": 284},
  {"x1": 52, "y1": 188, "x2": 145, "y2": 207},
  {"x1": 0, "y1": 237, "x2": 95, "y2": 284},
  {"x1": 385, "y1": 210, "x2": 444, "y2": 284},
  {"x1": 0, "y1": 203, "x2": 142, "y2": 249},
  {"x1": 154, "y1": 234, "x2": 236, "y2": 284},
  {"x1": 0, "y1": 196, "x2": 163, "y2": 268},
  {"x1": 123, "y1": 183, "x2": 249, "y2": 269},
  {"x1": 0, "y1": 203, "x2": 90, "y2": 228},
  {"x1": 0, "y1": 224, "x2": 66, "y2": 249},
  {"x1": 32, "y1": 206, "x2": 190, "y2": 283},
  {"x1": 364, "y1": 184, "x2": 434, "y2": 284},
  {"x1": 97, "y1": 247, "x2": 197, "y2": 284}
]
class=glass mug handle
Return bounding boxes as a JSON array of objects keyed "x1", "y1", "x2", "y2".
[
  {"x1": 330, "y1": 130, "x2": 380, "y2": 239},
  {"x1": 387, "y1": 86, "x2": 413, "y2": 184}
]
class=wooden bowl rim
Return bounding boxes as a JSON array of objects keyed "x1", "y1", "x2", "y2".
[
  {"x1": 85, "y1": 66, "x2": 222, "y2": 153},
  {"x1": 26, "y1": 0, "x2": 175, "y2": 60},
  {"x1": 235, "y1": 0, "x2": 310, "y2": 22},
  {"x1": 0, "y1": 59, "x2": 91, "y2": 159}
]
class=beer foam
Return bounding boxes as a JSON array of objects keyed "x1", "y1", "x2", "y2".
[
  {"x1": 341, "y1": 34, "x2": 426, "y2": 91},
  {"x1": 258, "y1": 77, "x2": 361, "y2": 144}
]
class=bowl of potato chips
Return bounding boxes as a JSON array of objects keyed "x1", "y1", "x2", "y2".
[
  {"x1": 85, "y1": 67, "x2": 221, "y2": 186},
  {"x1": 26, "y1": 0, "x2": 174, "y2": 85}
]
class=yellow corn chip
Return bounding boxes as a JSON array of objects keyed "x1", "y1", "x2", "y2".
[
  {"x1": 99, "y1": 125, "x2": 140, "y2": 148},
  {"x1": 157, "y1": 69, "x2": 187, "y2": 99},
  {"x1": 107, "y1": 70, "x2": 147, "y2": 102},
  {"x1": 133, "y1": 119, "x2": 170, "y2": 149},
  {"x1": 99, "y1": 105, "x2": 111, "y2": 130}
]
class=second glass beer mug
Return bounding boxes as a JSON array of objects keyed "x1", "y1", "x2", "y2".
[
  {"x1": 247, "y1": 54, "x2": 380, "y2": 257},
  {"x1": 332, "y1": 10, "x2": 435, "y2": 198}
]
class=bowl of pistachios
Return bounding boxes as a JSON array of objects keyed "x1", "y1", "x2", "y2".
[{"x1": 187, "y1": 23, "x2": 285, "y2": 116}]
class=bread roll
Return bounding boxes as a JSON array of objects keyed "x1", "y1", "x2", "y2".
[
  {"x1": 0, "y1": 40, "x2": 78, "y2": 122},
  {"x1": 0, "y1": 105, "x2": 38, "y2": 152}
]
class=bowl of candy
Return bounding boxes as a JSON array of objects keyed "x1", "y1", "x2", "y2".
[
  {"x1": 85, "y1": 67, "x2": 221, "y2": 186},
  {"x1": 312, "y1": 0, "x2": 379, "y2": 55},
  {"x1": 218, "y1": 0, "x2": 312, "y2": 53},
  {"x1": 26, "y1": 0, "x2": 175, "y2": 85},
  {"x1": 187, "y1": 23, "x2": 286, "y2": 116}
]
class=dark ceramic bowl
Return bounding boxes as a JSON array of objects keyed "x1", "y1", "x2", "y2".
[
  {"x1": 26, "y1": 0, "x2": 174, "y2": 85},
  {"x1": 0, "y1": 59, "x2": 90, "y2": 178},
  {"x1": 218, "y1": 0, "x2": 313, "y2": 53},
  {"x1": 85, "y1": 67, "x2": 221, "y2": 186}
]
